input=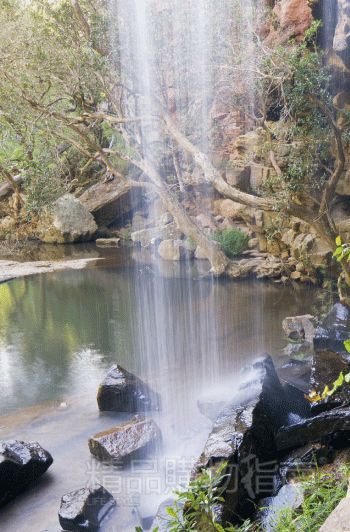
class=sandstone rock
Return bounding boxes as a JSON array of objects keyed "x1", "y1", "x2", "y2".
[
  {"x1": 58, "y1": 484, "x2": 116, "y2": 532},
  {"x1": 213, "y1": 198, "x2": 254, "y2": 223},
  {"x1": 290, "y1": 271, "x2": 301, "y2": 281},
  {"x1": 248, "y1": 238, "x2": 259, "y2": 250},
  {"x1": 131, "y1": 223, "x2": 181, "y2": 247},
  {"x1": 157, "y1": 239, "x2": 193, "y2": 261},
  {"x1": 38, "y1": 194, "x2": 97, "y2": 244},
  {"x1": 0, "y1": 216, "x2": 16, "y2": 235},
  {"x1": 267, "y1": 0, "x2": 313, "y2": 44},
  {"x1": 194, "y1": 246, "x2": 208, "y2": 260},
  {"x1": 88, "y1": 417, "x2": 161, "y2": 463},
  {"x1": 0, "y1": 440, "x2": 53, "y2": 506},
  {"x1": 95, "y1": 238, "x2": 120, "y2": 248},
  {"x1": 282, "y1": 314, "x2": 317, "y2": 343},
  {"x1": 195, "y1": 213, "x2": 216, "y2": 229},
  {"x1": 79, "y1": 179, "x2": 138, "y2": 227},
  {"x1": 97, "y1": 365, "x2": 160, "y2": 412}
]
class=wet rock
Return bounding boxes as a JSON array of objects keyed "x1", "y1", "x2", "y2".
[
  {"x1": 276, "y1": 408, "x2": 350, "y2": 452},
  {"x1": 88, "y1": 417, "x2": 161, "y2": 464},
  {"x1": 310, "y1": 303, "x2": 350, "y2": 408},
  {"x1": 197, "y1": 398, "x2": 227, "y2": 422},
  {"x1": 97, "y1": 365, "x2": 160, "y2": 412},
  {"x1": 282, "y1": 314, "x2": 317, "y2": 343},
  {"x1": 95, "y1": 238, "x2": 120, "y2": 248},
  {"x1": 58, "y1": 484, "x2": 116, "y2": 531},
  {"x1": 282, "y1": 341, "x2": 313, "y2": 362},
  {"x1": 157, "y1": 239, "x2": 194, "y2": 261},
  {"x1": 0, "y1": 440, "x2": 53, "y2": 506},
  {"x1": 38, "y1": 194, "x2": 97, "y2": 244},
  {"x1": 258, "y1": 483, "x2": 304, "y2": 531},
  {"x1": 193, "y1": 355, "x2": 289, "y2": 521},
  {"x1": 131, "y1": 223, "x2": 181, "y2": 248},
  {"x1": 313, "y1": 303, "x2": 350, "y2": 354},
  {"x1": 279, "y1": 443, "x2": 334, "y2": 482}
]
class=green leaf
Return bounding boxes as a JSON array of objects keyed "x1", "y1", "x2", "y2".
[
  {"x1": 166, "y1": 507, "x2": 177, "y2": 518},
  {"x1": 336, "y1": 236, "x2": 342, "y2": 246},
  {"x1": 333, "y1": 372, "x2": 344, "y2": 388},
  {"x1": 344, "y1": 340, "x2": 350, "y2": 354}
]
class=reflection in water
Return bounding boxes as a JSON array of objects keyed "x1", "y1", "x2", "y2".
[
  {"x1": 0, "y1": 263, "x2": 319, "y2": 416},
  {"x1": 0, "y1": 257, "x2": 321, "y2": 530}
]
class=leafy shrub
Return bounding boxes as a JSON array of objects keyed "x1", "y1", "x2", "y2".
[{"x1": 211, "y1": 228, "x2": 249, "y2": 259}]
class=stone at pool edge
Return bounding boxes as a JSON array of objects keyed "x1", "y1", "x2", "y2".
[
  {"x1": 58, "y1": 484, "x2": 116, "y2": 532},
  {"x1": 0, "y1": 440, "x2": 53, "y2": 507},
  {"x1": 89, "y1": 416, "x2": 161, "y2": 463},
  {"x1": 97, "y1": 364, "x2": 161, "y2": 412}
]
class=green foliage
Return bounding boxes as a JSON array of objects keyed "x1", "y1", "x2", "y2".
[
  {"x1": 333, "y1": 236, "x2": 350, "y2": 263},
  {"x1": 211, "y1": 229, "x2": 249, "y2": 259},
  {"x1": 273, "y1": 465, "x2": 349, "y2": 532},
  {"x1": 160, "y1": 465, "x2": 238, "y2": 532}
]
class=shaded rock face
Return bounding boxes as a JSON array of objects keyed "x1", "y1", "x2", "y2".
[
  {"x1": 38, "y1": 194, "x2": 97, "y2": 244},
  {"x1": 0, "y1": 440, "x2": 53, "y2": 506},
  {"x1": 97, "y1": 365, "x2": 161, "y2": 412},
  {"x1": 79, "y1": 179, "x2": 138, "y2": 227},
  {"x1": 88, "y1": 417, "x2": 161, "y2": 464},
  {"x1": 58, "y1": 484, "x2": 116, "y2": 532}
]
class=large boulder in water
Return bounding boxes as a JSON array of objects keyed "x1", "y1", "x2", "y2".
[
  {"x1": 38, "y1": 193, "x2": 97, "y2": 244},
  {"x1": 193, "y1": 355, "x2": 301, "y2": 522},
  {"x1": 88, "y1": 416, "x2": 161, "y2": 464},
  {"x1": 0, "y1": 440, "x2": 53, "y2": 506},
  {"x1": 58, "y1": 484, "x2": 116, "y2": 531},
  {"x1": 97, "y1": 365, "x2": 161, "y2": 412}
]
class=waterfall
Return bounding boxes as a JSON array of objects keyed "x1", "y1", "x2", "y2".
[{"x1": 108, "y1": 0, "x2": 257, "y2": 518}]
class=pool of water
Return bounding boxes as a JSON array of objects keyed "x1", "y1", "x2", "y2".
[{"x1": 0, "y1": 249, "x2": 323, "y2": 531}]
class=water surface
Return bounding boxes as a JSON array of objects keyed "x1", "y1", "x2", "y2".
[{"x1": 0, "y1": 250, "x2": 322, "y2": 531}]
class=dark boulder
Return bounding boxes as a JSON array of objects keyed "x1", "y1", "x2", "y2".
[
  {"x1": 97, "y1": 365, "x2": 161, "y2": 412},
  {"x1": 313, "y1": 303, "x2": 350, "y2": 354},
  {"x1": 58, "y1": 484, "x2": 116, "y2": 531},
  {"x1": 310, "y1": 303, "x2": 350, "y2": 410},
  {"x1": 193, "y1": 355, "x2": 292, "y2": 523},
  {"x1": 276, "y1": 408, "x2": 350, "y2": 452},
  {"x1": 0, "y1": 440, "x2": 53, "y2": 506},
  {"x1": 88, "y1": 416, "x2": 161, "y2": 464}
]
